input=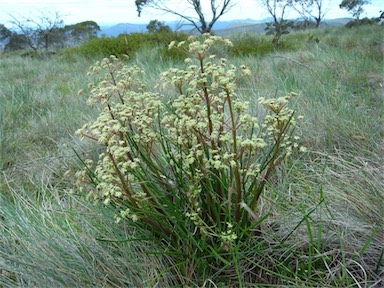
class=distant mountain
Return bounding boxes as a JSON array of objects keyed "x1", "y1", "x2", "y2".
[
  {"x1": 100, "y1": 19, "x2": 263, "y2": 36},
  {"x1": 214, "y1": 22, "x2": 267, "y2": 36},
  {"x1": 100, "y1": 23, "x2": 147, "y2": 36},
  {"x1": 100, "y1": 17, "x2": 354, "y2": 37},
  {"x1": 323, "y1": 18, "x2": 353, "y2": 26},
  {"x1": 214, "y1": 18, "x2": 354, "y2": 36}
]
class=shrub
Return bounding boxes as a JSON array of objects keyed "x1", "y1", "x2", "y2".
[
  {"x1": 292, "y1": 20, "x2": 317, "y2": 30},
  {"x1": 60, "y1": 32, "x2": 188, "y2": 60},
  {"x1": 229, "y1": 32, "x2": 306, "y2": 57},
  {"x1": 229, "y1": 34, "x2": 277, "y2": 57},
  {"x1": 146, "y1": 19, "x2": 172, "y2": 33},
  {"x1": 75, "y1": 34, "x2": 304, "y2": 285},
  {"x1": 345, "y1": 17, "x2": 378, "y2": 28},
  {"x1": 265, "y1": 20, "x2": 294, "y2": 46}
]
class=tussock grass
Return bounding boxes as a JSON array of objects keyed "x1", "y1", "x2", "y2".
[
  {"x1": 0, "y1": 185, "x2": 173, "y2": 287},
  {"x1": 0, "y1": 55, "x2": 98, "y2": 190},
  {"x1": 1, "y1": 24, "x2": 383, "y2": 286}
]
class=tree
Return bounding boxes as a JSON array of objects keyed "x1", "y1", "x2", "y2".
[
  {"x1": 9, "y1": 11, "x2": 64, "y2": 51},
  {"x1": 0, "y1": 24, "x2": 12, "y2": 41},
  {"x1": 146, "y1": 19, "x2": 172, "y2": 33},
  {"x1": 259, "y1": 0, "x2": 293, "y2": 45},
  {"x1": 290, "y1": 0, "x2": 330, "y2": 27},
  {"x1": 135, "y1": 0, "x2": 235, "y2": 34},
  {"x1": 64, "y1": 21, "x2": 100, "y2": 46},
  {"x1": 339, "y1": 0, "x2": 371, "y2": 20},
  {"x1": 4, "y1": 34, "x2": 29, "y2": 52}
]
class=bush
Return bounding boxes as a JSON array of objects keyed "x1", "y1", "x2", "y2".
[
  {"x1": 292, "y1": 20, "x2": 317, "y2": 30},
  {"x1": 345, "y1": 17, "x2": 378, "y2": 28},
  {"x1": 265, "y1": 20, "x2": 294, "y2": 46},
  {"x1": 229, "y1": 34, "x2": 276, "y2": 57},
  {"x1": 228, "y1": 32, "x2": 306, "y2": 57},
  {"x1": 75, "y1": 35, "x2": 304, "y2": 285},
  {"x1": 60, "y1": 32, "x2": 188, "y2": 60}
]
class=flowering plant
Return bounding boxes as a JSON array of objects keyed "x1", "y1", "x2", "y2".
[{"x1": 75, "y1": 34, "x2": 303, "y2": 283}]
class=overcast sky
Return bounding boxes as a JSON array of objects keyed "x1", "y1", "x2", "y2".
[{"x1": 0, "y1": 0, "x2": 382, "y2": 27}]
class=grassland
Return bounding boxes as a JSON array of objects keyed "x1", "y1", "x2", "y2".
[{"x1": 0, "y1": 25, "x2": 383, "y2": 287}]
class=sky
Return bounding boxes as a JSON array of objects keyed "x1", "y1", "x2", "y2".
[{"x1": 0, "y1": 0, "x2": 382, "y2": 27}]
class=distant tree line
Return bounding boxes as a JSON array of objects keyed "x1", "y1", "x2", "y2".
[
  {"x1": 135, "y1": 0, "x2": 378, "y2": 46},
  {"x1": 0, "y1": 0, "x2": 380, "y2": 54},
  {"x1": 257, "y1": 0, "x2": 379, "y2": 45},
  {"x1": 0, "y1": 13, "x2": 177, "y2": 55},
  {"x1": 0, "y1": 12, "x2": 100, "y2": 53}
]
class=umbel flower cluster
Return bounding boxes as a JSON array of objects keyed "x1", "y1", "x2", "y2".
[{"x1": 75, "y1": 34, "x2": 304, "y2": 253}]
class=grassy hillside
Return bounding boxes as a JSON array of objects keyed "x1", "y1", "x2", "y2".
[{"x1": 0, "y1": 25, "x2": 383, "y2": 287}]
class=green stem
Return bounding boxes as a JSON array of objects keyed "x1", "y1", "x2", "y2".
[
  {"x1": 198, "y1": 56, "x2": 224, "y2": 218},
  {"x1": 250, "y1": 113, "x2": 293, "y2": 211},
  {"x1": 199, "y1": 57, "x2": 214, "y2": 140},
  {"x1": 108, "y1": 152, "x2": 136, "y2": 206},
  {"x1": 225, "y1": 88, "x2": 242, "y2": 222},
  {"x1": 107, "y1": 62, "x2": 125, "y2": 104}
]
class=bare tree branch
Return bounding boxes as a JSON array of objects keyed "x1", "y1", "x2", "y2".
[
  {"x1": 339, "y1": 0, "x2": 371, "y2": 20},
  {"x1": 291, "y1": 0, "x2": 331, "y2": 27},
  {"x1": 9, "y1": 11, "x2": 63, "y2": 51},
  {"x1": 135, "y1": 0, "x2": 235, "y2": 33},
  {"x1": 259, "y1": 0, "x2": 293, "y2": 45}
]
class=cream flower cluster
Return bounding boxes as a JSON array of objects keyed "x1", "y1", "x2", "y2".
[{"x1": 75, "y1": 35, "x2": 303, "y2": 249}]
